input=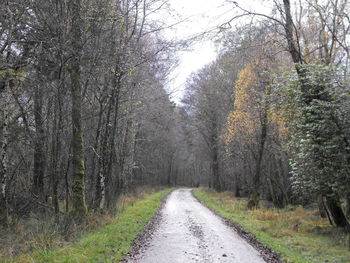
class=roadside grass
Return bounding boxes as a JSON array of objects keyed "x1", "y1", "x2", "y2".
[
  {"x1": 1, "y1": 188, "x2": 173, "y2": 263},
  {"x1": 194, "y1": 188, "x2": 350, "y2": 263}
]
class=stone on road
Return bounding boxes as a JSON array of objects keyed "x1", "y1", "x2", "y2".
[{"x1": 128, "y1": 188, "x2": 266, "y2": 263}]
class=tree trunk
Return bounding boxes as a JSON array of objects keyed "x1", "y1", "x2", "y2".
[
  {"x1": 0, "y1": 92, "x2": 9, "y2": 226},
  {"x1": 65, "y1": 158, "x2": 70, "y2": 213},
  {"x1": 212, "y1": 149, "x2": 220, "y2": 191},
  {"x1": 234, "y1": 173, "x2": 241, "y2": 197},
  {"x1": 33, "y1": 83, "x2": 45, "y2": 200},
  {"x1": 346, "y1": 196, "x2": 350, "y2": 220},
  {"x1": 52, "y1": 88, "x2": 64, "y2": 214},
  {"x1": 124, "y1": 118, "x2": 138, "y2": 190},
  {"x1": 98, "y1": 168, "x2": 106, "y2": 211},
  {"x1": 97, "y1": 96, "x2": 113, "y2": 210},
  {"x1": 248, "y1": 106, "x2": 267, "y2": 209},
  {"x1": 211, "y1": 118, "x2": 220, "y2": 191},
  {"x1": 167, "y1": 159, "x2": 172, "y2": 187},
  {"x1": 101, "y1": 76, "x2": 121, "y2": 208},
  {"x1": 325, "y1": 196, "x2": 349, "y2": 228},
  {"x1": 282, "y1": 0, "x2": 302, "y2": 64},
  {"x1": 317, "y1": 195, "x2": 328, "y2": 218},
  {"x1": 69, "y1": 0, "x2": 87, "y2": 217}
]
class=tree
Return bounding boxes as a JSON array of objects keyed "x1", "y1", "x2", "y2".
[
  {"x1": 0, "y1": 88, "x2": 10, "y2": 226},
  {"x1": 272, "y1": 64, "x2": 350, "y2": 227},
  {"x1": 228, "y1": 0, "x2": 350, "y2": 227},
  {"x1": 32, "y1": 56, "x2": 46, "y2": 201},
  {"x1": 225, "y1": 61, "x2": 270, "y2": 208},
  {"x1": 68, "y1": 0, "x2": 87, "y2": 217},
  {"x1": 281, "y1": 0, "x2": 349, "y2": 228}
]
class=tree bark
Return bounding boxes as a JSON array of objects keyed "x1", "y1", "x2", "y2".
[
  {"x1": 167, "y1": 159, "x2": 172, "y2": 187},
  {"x1": 234, "y1": 173, "x2": 241, "y2": 197},
  {"x1": 346, "y1": 196, "x2": 350, "y2": 219},
  {"x1": 33, "y1": 83, "x2": 45, "y2": 200},
  {"x1": 212, "y1": 149, "x2": 220, "y2": 191},
  {"x1": 317, "y1": 195, "x2": 328, "y2": 218},
  {"x1": 325, "y1": 196, "x2": 349, "y2": 228},
  {"x1": 122, "y1": 118, "x2": 138, "y2": 190},
  {"x1": 69, "y1": 0, "x2": 87, "y2": 217},
  {"x1": 248, "y1": 103, "x2": 268, "y2": 209},
  {"x1": 211, "y1": 118, "x2": 220, "y2": 191},
  {"x1": 282, "y1": 0, "x2": 302, "y2": 64},
  {"x1": 0, "y1": 92, "x2": 9, "y2": 226}
]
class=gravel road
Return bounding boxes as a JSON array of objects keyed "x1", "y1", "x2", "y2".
[{"x1": 127, "y1": 188, "x2": 266, "y2": 263}]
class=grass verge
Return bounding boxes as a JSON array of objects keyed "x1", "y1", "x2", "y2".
[
  {"x1": 2, "y1": 188, "x2": 173, "y2": 263},
  {"x1": 193, "y1": 188, "x2": 350, "y2": 263}
]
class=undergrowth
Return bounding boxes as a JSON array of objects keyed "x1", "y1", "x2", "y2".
[
  {"x1": 194, "y1": 188, "x2": 350, "y2": 263},
  {"x1": 0, "y1": 187, "x2": 172, "y2": 263}
]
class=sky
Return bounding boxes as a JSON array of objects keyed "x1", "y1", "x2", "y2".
[{"x1": 162, "y1": 0, "x2": 271, "y2": 104}]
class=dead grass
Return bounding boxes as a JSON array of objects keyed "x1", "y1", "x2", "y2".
[
  {"x1": 0, "y1": 186, "x2": 161, "y2": 260},
  {"x1": 194, "y1": 188, "x2": 350, "y2": 263}
]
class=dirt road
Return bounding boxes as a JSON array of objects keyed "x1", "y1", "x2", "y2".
[{"x1": 127, "y1": 189, "x2": 266, "y2": 263}]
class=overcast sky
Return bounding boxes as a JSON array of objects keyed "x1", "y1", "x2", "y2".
[{"x1": 162, "y1": 0, "x2": 271, "y2": 104}]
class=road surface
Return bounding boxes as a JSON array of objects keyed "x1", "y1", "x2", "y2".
[{"x1": 127, "y1": 188, "x2": 266, "y2": 263}]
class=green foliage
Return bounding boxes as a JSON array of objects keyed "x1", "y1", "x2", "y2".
[
  {"x1": 194, "y1": 188, "x2": 350, "y2": 263},
  {"x1": 271, "y1": 64, "x2": 350, "y2": 200}
]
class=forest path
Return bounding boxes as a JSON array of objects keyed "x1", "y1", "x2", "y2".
[{"x1": 126, "y1": 188, "x2": 265, "y2": 263}]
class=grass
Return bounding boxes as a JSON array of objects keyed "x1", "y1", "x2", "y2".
[
  {"x1": 193, "y1": 188, "x2": 350, "y2": 263},
  {"x1": 1, "y1": 188, "x2": 173, "y2": 263}
]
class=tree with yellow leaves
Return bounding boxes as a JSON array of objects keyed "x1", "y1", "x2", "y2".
[{"x1": 225, "y1": 60, "x2": 270, "y2": 208}]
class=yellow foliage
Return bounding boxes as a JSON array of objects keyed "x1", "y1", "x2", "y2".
[
  {"x1": 224, "y1": 60, "x2": 291, "y2": 146},
  {"x1": 224, "y1": 61, "x2": 262, "y2": 145},
  {"x1": 268, "y1": 109, "x2": 289, "y2": 141}
]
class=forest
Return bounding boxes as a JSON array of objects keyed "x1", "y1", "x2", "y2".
[{"x1": 1, "y1": 0, "x2": 350, "y2": 262}]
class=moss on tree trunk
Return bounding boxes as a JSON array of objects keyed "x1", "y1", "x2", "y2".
[{"x1": 69, "y1": 0, "x2": 87, "y2": 218}]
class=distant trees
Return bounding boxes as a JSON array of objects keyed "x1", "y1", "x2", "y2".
[{"x1": 182, "y1": 55, "x2": 236, "y2": 191}]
